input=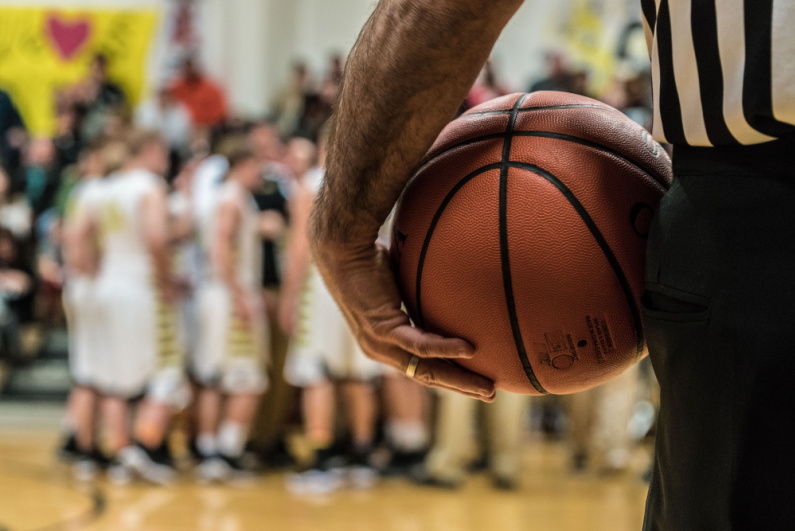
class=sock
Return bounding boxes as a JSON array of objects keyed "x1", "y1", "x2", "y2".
[
  {"x1": 217, "y1": 422, "x2": 246, "y2": 458},
  {"x1": 196, "y1": 433, "x2": 217, "y2": 458},
  {"x1": 386, "y1": 421, "x2": 429, "y2": 452}
]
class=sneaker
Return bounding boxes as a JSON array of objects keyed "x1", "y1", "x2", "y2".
[
  {"x1": 72, "y1": 449, "x2": 108, "y2": 482},
  {"x1": 347, "y1": 449, "x2": 377, "y2": 490},
  {"x1": 187, "y1": 438, "x2": 204, "y2": 464},
  {"x1": 107, "y1": 458, "x2": 133, "y2": 486},
  {"x1": 410, "y1": 466, "x2": 462, "y2": 490},
  {"x1": 286, "y1": 468, "x2": 345, "y2": 495},
  {"x1": 382, "y1": 449, "x2": 427, "y2": 477},
  {"x1": 195, "y1": 454, "x2": 257, "y2": 485},
  {"x1": 492, "y1": 475, "x2": 518, "y2": 491},
  {"x1": 57, "y1": 434, "x2": 80, "y2": 463},
  {"x1": 286, "y1": 447, "x2": 345, "y2": 496},
  {"x1": 120, "y1": 442, "x2": 177, "y2": 485}
]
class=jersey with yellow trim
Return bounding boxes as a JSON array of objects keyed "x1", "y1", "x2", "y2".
[
  {"x1": 97, "y1": 169, "x2": 165, "y2": 281},
  {"x1": 206, "y1": 179, "x2": 262, "y2": 291}
]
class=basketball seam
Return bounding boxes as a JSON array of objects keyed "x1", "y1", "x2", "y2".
[
  {"x1": 500, "y1": 95, "x2": 548, "y2": 395},
  {"x1": 420, "y1": 131, "x2": 669, "y2": 190},
  {"x1": 506, "y1": 161, "x2": 646, "y2": 358},
  {"x1": 414, "y1": 163, "x2": 502, "y2": 329},
  {"x1": 463, "y1": 103, "x2": 612, "y2": 117}
]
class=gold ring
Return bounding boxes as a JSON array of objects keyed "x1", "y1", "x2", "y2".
[{"x1": 405, "y1": 356, "x2": 420, "y2": 378}]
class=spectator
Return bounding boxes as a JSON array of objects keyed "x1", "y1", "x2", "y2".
[
  {"x1": 170, "y1": 58, "x2": 228, "y2": 129},
  {"x1": 272, "y1": 62, "x2": 311, "y2": 138},
  {"x1": 528, "y1": 51, "x2": 574, "y2": 93},
  {"x1": 465, "y1": 60, "x2": 511, "y2": 109},
  {"x1": 65, "y1": 54, "x2": 128, "y2": 142},
  {"x1": 0, "y1": 89, "x2": 26, "y2": 171},
  {"x1": 53, "y1": 101, "x2": 82, "y2": 170},
  {"x1": 621, "y1": 71, "x2": 653, "y2": 131},
  {"x1": 135, "y1": 87, "x2": 192, "y2": 155},
  {"x1": 21, "y1": 139, "x2": 60, "y2": 217},
  {"x1": 319, "y1": 54, "x2": 344, "y2": 107},
  {"x1": 0, "y1": 164, "x2": 32, "y2": 241},
  {"x1": 0, "y1": 228, "x2": 33, "y2": 359}
]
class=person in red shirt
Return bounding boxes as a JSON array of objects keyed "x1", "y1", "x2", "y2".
[{"x1": 170, "y1": 58, "x2": 228, "y2": 128}]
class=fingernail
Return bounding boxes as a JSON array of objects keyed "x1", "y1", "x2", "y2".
[{"x1": 458, "y1": 347, "x2": 475, "y2": 358}]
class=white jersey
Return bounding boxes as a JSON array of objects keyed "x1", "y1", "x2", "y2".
[
  {"x1": 206, "y1": 179, "x2": 262, "y2": 291},
  {"x1": 97, "y1": 169, "x2": 164, "y2": 282},
  {"x1": 63, "y1": 177, "x2": 106, "y2": 279},
  {"x1": 65, "y1": 177, "x2": 105, "y2": 224}
]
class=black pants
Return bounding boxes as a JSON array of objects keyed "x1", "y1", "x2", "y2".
[{"x1": 642, "y1": 140, "x2": 795, "y2": 530}]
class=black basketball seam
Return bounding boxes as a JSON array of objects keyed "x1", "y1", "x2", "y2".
[
  {"x1": 500, "y1": 95, "x2": 548, "y2": 395},
  {"x1": 420, "y1": 131, "x2": 669, "y2": 190},
  {"x1": 464, "y1": 103, "x2": 613, "y2": 117},
  {"x1": 506, "y1": 161, "x2": 646, "y2": 358},
  {"x1": 414, "y1": 163, "x2": 501, "y2": 329}
]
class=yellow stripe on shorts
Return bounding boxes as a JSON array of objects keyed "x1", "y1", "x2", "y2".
[{"x1": 155, "y1": 293, "x2": 181, "y2": 369}]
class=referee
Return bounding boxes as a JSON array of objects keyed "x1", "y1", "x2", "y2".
[{"x1": 310, "y1": 0, "x2": 795, "y2": 529}]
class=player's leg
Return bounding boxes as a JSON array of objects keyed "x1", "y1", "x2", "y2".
[
  {"x1": 341, "y1": 378, "x2": 378, "y2": 488},
  {"x1": 118, "y1": 290, "x2": 182, "y2": 484},
  {"x1": 60, "y1": 280, "x2": 97, "y2": 464},
  {"x1": 382, "y1": 373, "x2": 430, "y2": 475},
  {"x1": 217, "y1": 392, "x2": 261, "y2": 464},
  {"x1": 195, "y1": 385, "x2": 221, "y2": 459},
  {"x1": 590, "y1": 364, "x2": 638, "y2": 474},
  {"x1": 420, "y1": 390, "x2": 477, "y2": 488},
  {"x1": 204, "y1": 294, "x2": 268, "y2": 482},
  {"x1": 102, "y1": 394, "x2": 134, "y2": 484},
  {"x1": 568, "y1": 386, "x2": 596, "y2": 471},
  {"x1": 486, "y1": 391, "x2": 530, "y2": 490}
]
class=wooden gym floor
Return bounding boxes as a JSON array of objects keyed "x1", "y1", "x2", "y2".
[{"x1": 0, "y1": 403, "x2": 648, "y2": 531}]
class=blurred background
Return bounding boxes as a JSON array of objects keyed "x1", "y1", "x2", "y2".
[{"x1": 0, "y1": 1, "x2": 658, "y2": 530}]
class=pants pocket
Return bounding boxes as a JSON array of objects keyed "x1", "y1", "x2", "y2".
[{"x1": 641, "y1": 282, "x2": 710, "y2": 323}]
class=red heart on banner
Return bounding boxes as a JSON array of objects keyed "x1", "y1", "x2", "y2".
[{"x1": 45, "y1": 13, "x2": 92, "y2": 61}]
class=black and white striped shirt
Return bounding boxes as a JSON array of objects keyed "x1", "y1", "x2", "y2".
[{"x1": 642, "y1": 0, "x2": 795, "y2": 146}]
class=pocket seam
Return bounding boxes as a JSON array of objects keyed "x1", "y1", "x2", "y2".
[{"x1": 642, "y1": 282, "x2": 711, "y2": 323}]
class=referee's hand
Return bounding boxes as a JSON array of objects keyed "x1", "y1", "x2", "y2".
[{"x1": 311, "y1": 237, "x2": 496, "y2": 402}]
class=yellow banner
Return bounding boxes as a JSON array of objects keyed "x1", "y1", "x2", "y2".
[{"x1": 0, "y1": 7, "x2": 159, "y2": 137}]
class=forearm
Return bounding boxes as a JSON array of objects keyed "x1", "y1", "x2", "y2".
[
  {"x1": 149, "y1": 240, "x2": 172, "y2": 289},
  {"x1": 312, "y1": 0, "x2": 523, "y2": 248}
]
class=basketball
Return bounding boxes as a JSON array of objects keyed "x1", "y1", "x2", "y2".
[{"x1": 391, "y1": 91, "x2": 673, "y2": 395}]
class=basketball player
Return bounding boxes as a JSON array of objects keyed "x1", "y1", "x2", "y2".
[
  {"x1": 193, "y1": 144, "x2": 269, "y2": 482},
  {"x1": 282, "y1": 135, "x2": 382, "y2": 494},
  {"x1": 60, "y1": 140, "x2": 109, "y2": 479},
  {"x1": 95, "y1": 130, "x2": 188, "y2": 484},
  {"x1": 310, "y1": 0, "x2": 795, "y2": 528}
]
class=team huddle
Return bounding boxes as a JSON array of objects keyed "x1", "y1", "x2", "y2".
[{"x1": 58, "y1": 126, "x2": 384, "y2": 487}]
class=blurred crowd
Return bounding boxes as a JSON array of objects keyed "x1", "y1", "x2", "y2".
[{"x1": 0, "y1": 48, "x2": 657, "y2": 493}]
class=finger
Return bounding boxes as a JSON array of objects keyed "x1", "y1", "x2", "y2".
[
  {"x1": 387, "y1": 324, "x2": 475, "y2": 360},
  {"x1": 412, "y1": 357, "x2": 495, "y2": 398},
  {"x1": 419, "y1": 376, "x2": 497, "y2": 402},
  {"x1": 370, "y1": 345, "x2": 495, "y2": 399}
]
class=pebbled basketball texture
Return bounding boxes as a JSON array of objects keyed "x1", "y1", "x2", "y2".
[{"x1": 390, "y1": 91, "x2": 673, "y2": 395}]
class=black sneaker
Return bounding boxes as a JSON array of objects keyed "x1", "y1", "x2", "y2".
[
  {"x1": 347, "y1": 447, "x2": 377, "y2": 490},
  {"x1": 57, "y1": 434, "x2": 80, "y2": 463},
  {"x1": 120, "y1": 441, "x2": 177, "y2": 485},
  {"x1": 285, "y1": 446, "x2": 346, "y2": 495},
  {"x1": 187, "y1": 438, "x2": 204, "y2": 463},
  {"x1": 72, "y1": 447, "x2": 107, "y2": 481},
  {"x1": 382, "y1": 449, "x2": 428, "y2": 477}
]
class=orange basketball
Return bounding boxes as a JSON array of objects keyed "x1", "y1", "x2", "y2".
[{"x1": 390, "y1": 92, "x2": 673, "y2": 395}]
